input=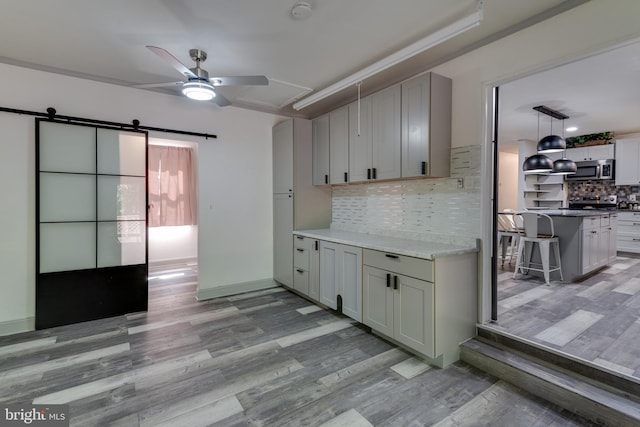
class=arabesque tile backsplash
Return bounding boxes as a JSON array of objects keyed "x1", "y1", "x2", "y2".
[{"x1": 331, "y1": 145, "x2": 481, "y2": 247}]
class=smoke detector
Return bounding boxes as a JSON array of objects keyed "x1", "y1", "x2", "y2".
[{"x1": 291, "y1": 2, "x2": 312, "y2": 20}]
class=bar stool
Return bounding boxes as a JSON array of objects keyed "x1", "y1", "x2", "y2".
[
  {"x1": 513, "y1": 211, "x2": 563, "y2": 285},
  {"x1": 497, "y1": 210, "x2": 522, "y2": 267}
]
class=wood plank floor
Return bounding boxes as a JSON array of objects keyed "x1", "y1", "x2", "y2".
[
  {"x1": 491, "y1": 253, "x2": 640, "y2": 380},
  {"x1": 0, "y1": 265, "x2": 596, "y2": 426}
]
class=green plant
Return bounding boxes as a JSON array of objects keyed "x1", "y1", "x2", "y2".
[{"x1": 565, "y1": 131, "x2": 613, "y2": 148}]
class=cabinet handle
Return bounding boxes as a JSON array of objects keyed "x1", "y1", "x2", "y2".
[
  {"x1": 296, "y1": 248, "x2": 304, "y2": 252},
  {"x1": 385, "y1": 254, "x2": 399, "y2": 259},
  {"x1": 633, "y1": 223, "x2": 640, "y2": 226},
  {"x1": 393, "y1": 275, "x2": 398, "y2": 290},
  {"x1": 296, "y1": 269, "x2": 304, "y2": 274},
  {"x1": 421, "y1": 161, "x2": 426, "y2": 175},
  {"x1": 344, "y1": 172, "x2": 348, "y2": 182},
  {"x1": 633, "y1": 238, "x2": 640, "y2": 242},
  {"x1": 386, "y1": 273, "x2": 391, "y2": 288},
  {"x1": 296, "y1": 236, "x2": 304, "y2": 240},
  {"x1": 314, "y1": 241, "x2": 319, "y2": 251},
  {"x1": 367, "y1": 168, "x2": 371, "y2": 180},
  {"x1": 373, "y1": 168, "x2": 377, "y2": 179},
  {"x1": 288, "y1": 194, "x2": 292, "y2": 198},
  {"x1": 325, "y1": 174, "x2": 328, "y2": 184}
]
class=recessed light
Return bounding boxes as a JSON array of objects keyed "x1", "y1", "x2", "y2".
[
  {"x1": 566, "y1": 126, "x2": 578, "y2": 132},
  {"x1": 291, "y1": 2, "x2": 312, "y2": 20}
]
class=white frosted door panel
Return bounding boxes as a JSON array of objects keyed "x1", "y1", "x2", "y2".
[
  {"x1": 40, "y1": 122, "x2": 96, "y2": 173},
  {"x1": 40, "y1": 173, "x2": 96, "y2": 222},
  {"x1": 40, "y1": 223, "x2": 96, "y2": 273},
  {"x1": 98, "y1": 221, "x2": 146, "y2": 267},
  {"x1": 97, "y1": 176, "x2": 146, "y2": 221},
  {"x1": 97, "y1": 129, "x2": 147, "y2": 176}
]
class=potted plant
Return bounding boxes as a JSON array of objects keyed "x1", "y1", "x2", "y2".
[{"x1": 566, "y1": 131, "x2": 614, "y2": 148}]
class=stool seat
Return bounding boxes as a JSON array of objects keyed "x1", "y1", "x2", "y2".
[{"x1": 513, "y1": 212, "x2": 563, "y2": 285}]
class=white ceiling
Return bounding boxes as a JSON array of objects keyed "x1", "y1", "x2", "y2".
[
  {"x1": 499, "y1": 40, "x2": 640, "y2": 153},
  {"x1": 0, "y1": 0, "x2": 589, "y2": 117}
]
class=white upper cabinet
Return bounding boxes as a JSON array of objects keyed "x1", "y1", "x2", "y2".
[
  {"x1": 312, "y1": 114, "x2": 330, "y2": 186},
  {"x1": 273, "y1": 119, "x2": 294, "y2": 194},
  {"x1": 401, "y1": 73, "x2": 452, "y2": 178},
  {"x1": 371, "y1": 86, "x2": 402, "y2": 181},
  {"x1": 615, "y1": 138, "x2": 640, "y2": 185},
  {"x1": 348, "y1": 96, "x2": 372, "y2": 183},
  {"x1": 329, "y1": 106, "x2": 350, "y2": 184},
  {"x1": 567, "y1": 144, "x2": 614, "y2": 161},
  {"x1": 349, "y1": 86, "x2": 401, "y2": 183}
]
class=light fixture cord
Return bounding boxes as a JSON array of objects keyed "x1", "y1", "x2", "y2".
[{"x1": 356, "y1": 81, "x2": 362, "y2": 136}]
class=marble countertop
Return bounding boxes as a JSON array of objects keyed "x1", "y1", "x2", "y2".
[
  {"x1": 292, "y1": 229, "x2": 479, "y2": 260},
  {"x1": 533, "y1": 209, "x2": 616, "y2": 217}
]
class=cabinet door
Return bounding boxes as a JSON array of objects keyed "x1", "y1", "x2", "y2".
[
  {"x1": 348, "y1": 97, "x2": 372, "y2": 182},
  {"x1": 581, "y1": 227, "x2": 599, "y2": 274},
  {"x1": 394, "y1": 274, "x2": 434, "y2": 357},
  {"x1": 567, "y1": 146, "x2": 589, "y2": 161},
  {"x1": 274, "y1": 194, "x2": 293, "y2": 287},
  {"x1": 273, "y1": 120, "x2": 294, "y2": 194},
  {"x1": 362, "y1": 266, "x2": 394, "y2": 337},
  {"x1": 371, "y1": 86, "x2": 401, "y2": 180},
  {"x1": 329, "y1": 106, "x2": 349, "y2": 184},
  {"x1": 615, "y1": 138, "x2": 640, "y2": 185},
  {"x1": 312, "y1": 115, "x2": 330, "y2": 185},
  {"x1": 588, "y1": 144, "x2": 614, "y2": 160},
  {"x1": 598, "y1": 225, "x2": 611, "y2": 268},
  {"x1": 608, "y1": 216, "x2": 618, "y2": 263},
  {"x1": 309, "y1": 240, "x2": 320, "y2": 301},
  {"x1": 402, "y1": 74, "x2": 430, "y2": 178},
  {"x1": 319, "y1": 241, "x2": 338, "y2": 309},
  {"x1": 340, "y1": 245, "x2": 362, "y2": 322}
]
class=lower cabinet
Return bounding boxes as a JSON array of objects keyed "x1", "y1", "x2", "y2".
[
  {"x1": 581, "y1": 214, "x2": 618, "y2": 275},
  {"x1": 319, "y1": 241, "x2": 362, "y2": 322},
  {"x1": 363, "y1": 265, "x2": 434, "y2": 357},
  {"x1": 617, "y1": 211, "x2": 640, "y2": 253},
  {"x1": 363, "y1": 250, "x2": 435, "y2": 357},
  {"x1": 293, "y1": 235, "x2": 320, "y2": 301}
]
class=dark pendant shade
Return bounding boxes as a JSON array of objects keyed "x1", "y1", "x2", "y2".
[
  {"x1": 551, "y1": 158, "x2": 577, "y2": 175},
  {"x1": 537, "y1": 134, "x2": 566, "y2": 153},
  {"x1": 523, "y1": 154, "x2": 553, "y2": 173}
]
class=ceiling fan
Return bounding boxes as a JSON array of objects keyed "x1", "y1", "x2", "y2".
[{"x1": 137, "y1": 46, "x2": 269, "y2": 107}]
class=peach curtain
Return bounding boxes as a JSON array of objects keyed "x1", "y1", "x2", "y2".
[{"x1": 148, "y1": 145, "x2": 197, "y2": 227}]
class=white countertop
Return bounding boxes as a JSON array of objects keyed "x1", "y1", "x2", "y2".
[{"x1": 293, "y1": 229, "x2": 479, "y2": 260}]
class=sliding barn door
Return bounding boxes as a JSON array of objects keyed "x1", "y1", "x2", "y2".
[{"x1": 36, "y1": 119, "x2": 148, "y2": 329}]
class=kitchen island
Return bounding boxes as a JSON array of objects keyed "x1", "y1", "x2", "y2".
[{"x1": 531, "y1": 210, "x2": 617, "y2": 282}]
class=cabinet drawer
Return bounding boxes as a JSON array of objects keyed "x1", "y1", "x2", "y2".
[
  {"x1": 616, "y1": 235, "x2": 640, "y2": 253},
  {"x1": 294, "y1": 268, "x2": 310, "y2": 293},
  {"x1": 582, "y1": 216, "x2": 601, "y2": 230},
  {"x1": 294, "y1": 246, "x2": 310, "y2": 269},
  {"x1": 600, "y1": 215, "x2": 610, "y2": 227},
  {"x1": 617, "y1": 221, "x2": 640, "y2": 235},
  {"x1": 618, "y1": 212, "x2": 640, "y2": 222},
  {"x1": 363, "y1": 249, "x2": 433, "y2": 282}
]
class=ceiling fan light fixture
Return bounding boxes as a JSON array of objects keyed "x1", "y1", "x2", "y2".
[
  {"x1": 537, "y1": 134, "x2": 566, "y2": 153},
  {"x1": 182, "y1": 81, "x2": 216, "y2": 101}
]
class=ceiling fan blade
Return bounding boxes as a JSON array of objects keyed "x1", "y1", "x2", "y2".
[
  {"x1": 210, "y1": 76, "x2": 269, "y2": 86},
  {"x1": 146, "y1": 45, "x2": 197, "y2": 79},
  {"x1": 212, "y1": 93, "x2": 232, "y2": 107},
  {"x1": 133, "y1": 81, "x2": 183, "y2": 89}
]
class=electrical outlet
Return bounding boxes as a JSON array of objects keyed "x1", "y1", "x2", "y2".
[{"x1": 457, "y1": 178, "x2": 464, "y2": 189}]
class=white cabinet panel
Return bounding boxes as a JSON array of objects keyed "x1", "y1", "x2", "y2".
[
  {"x1": 615, "y1": 138, "x2": 640, "y2": 186},
  {"x1": 273, "y1": 120, "x2": 294, "y2": 194},
  {"x1": 319, "y1": 241, "x2": 362, "y2": 321},
  {"x1": 312, "y1": 115, "x2": 330, "y2": 185},
  {"x1": 567, "y1": 144, "x2": 614, "y2": 161},
  {"x1": 363, "y1": 266, "x2": 394, "y2": 337},
  {"x1": 348, "y1": 97, "x2": 372, "y2": 183},
  {"x1": 330, "y1": 106, "x2": 350, "y2": 184},
  {"x1": 274, "y1": 194, "x2": 294, "y2": 287},
  {"x1": 293, "y1": 235, "x2": 320, "y2": 301},
  {"x1": 394, "y1": 274, "x2": 434, "y2": 357},
  {"x1": 371, "y1": 86, "x2": 401, "y2": 181}
]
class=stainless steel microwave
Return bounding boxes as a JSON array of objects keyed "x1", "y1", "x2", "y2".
[{"x1": 565, "y1": 159, "x2": 615, "y2": 181}]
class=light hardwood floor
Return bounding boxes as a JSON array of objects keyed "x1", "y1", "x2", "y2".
[
  {"x1": 0, "y1": 265, "x2": 597, "y2": 426},
  {"x1": 491, "y1": 253, "x2": 640, "y2": 380}
]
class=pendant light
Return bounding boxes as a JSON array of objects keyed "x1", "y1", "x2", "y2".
[
  {"x1": 523, "y1": 109, "x2": 553, "y2": 173},
  {"x1": 551, "y1": 117, "x2": 577, "y2": 175}
]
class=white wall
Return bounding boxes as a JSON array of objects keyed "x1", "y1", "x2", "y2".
[
  {"x1": 0, "y1": 63, "x2": 280, "y2": 333},
  {"x1": 431, "y1": 0, "x2": 640, "y2": 321},
  {"x1": 498, "y1": 151, "x2": 518, "y2": 212}
]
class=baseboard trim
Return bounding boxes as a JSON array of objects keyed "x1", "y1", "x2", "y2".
[
  {"x1": 197, "y1": 278, "x2": 279, "y2": 301},
  {"x1": 0, "y1": 316, "x2": 35, "y2": 336},
  {"x1": 149, "y1": 257, "x2": 198, "y2": 269}
]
